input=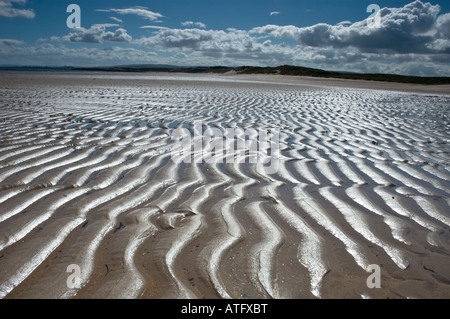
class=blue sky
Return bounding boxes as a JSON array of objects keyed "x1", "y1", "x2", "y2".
[{"x1": 1, "y1": 0, "x2": 449, "y2": 76}]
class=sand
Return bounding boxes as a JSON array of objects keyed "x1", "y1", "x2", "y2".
[{"x1": 0, "y1": 71, "x2": 449, "y2": 299}]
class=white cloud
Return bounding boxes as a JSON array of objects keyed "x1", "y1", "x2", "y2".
[
  {"x1": 140, "y1": 25, "x2": 170, "y2": 30},
  {"x1": 137, "y1": 28, "x2": 218, "y2": 49},
  {"x1": 131, "y1": 1, "x2": 450, "y2": 75},
  {"x1": 181, "y1": 21, "x2": 206, "y2": 29},
  {"x1": 109, "y1": 17, "x2": 123, "y2": 24},
  {"x1": 135, "y1": 27, "x2": 298, "y2": 66},
  {"x1": 0, "y1": 38, "x2": 25, "y2": 56},
  {"x1": 97, "y1": 7, "x2": 163, "y2": 21},
  {"x1": 434, "y1": 12, "x2": 450, "y2": 38},
  {"x1": 2, "y1": 0, "x2": 449, "y2": 76},
  {"x1": 251, "y1": 0, "x2": 447, "y2": 55},
  {"x1": 62, "y1": 25, "x2": 132, "y2": 43},
  {"x1": 0, "y1": 38, "x2": 24, "y2": 46},
  {"x1": 92, "y1": 23, "x2": 119, "y2": 28},
  {"x1": 0, "y1": 43, "x2": 158, "y2": 66},
  {"x1": 0, "y1": 0, "x2": 34, "y2": 18},
  {"x1": 270, "y1": 12, "x2": 281, "y2": 16},
  {"x1": 336, "y1": 21, "x2": 352, "y2": 26}
]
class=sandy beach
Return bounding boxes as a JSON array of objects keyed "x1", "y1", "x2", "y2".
[{"x1": 0, "y1": 71, "x2": 449, "y2": 299}]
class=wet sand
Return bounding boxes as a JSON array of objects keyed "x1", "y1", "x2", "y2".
[{"x1": 0, "y1": 71, "x2": 449, "y2": 299}]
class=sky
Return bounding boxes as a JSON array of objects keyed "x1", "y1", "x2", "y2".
[{"x1": 0, "y1": 0, "x2": 449, "y2": 76}]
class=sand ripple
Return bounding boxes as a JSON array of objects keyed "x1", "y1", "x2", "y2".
[{"x1": 0, "y1": 72, "x2": 449, "y2": 299}]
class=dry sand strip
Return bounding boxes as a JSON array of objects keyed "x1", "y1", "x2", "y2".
[
  {"x1": 228, "y1": 73, "x2": 450, "y2": 95},
  {"x1": 0, "y1": 71, "x2": 449, "y2": 299}
]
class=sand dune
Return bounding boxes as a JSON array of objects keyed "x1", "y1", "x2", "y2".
[{"x1": 0, "y1": 71, "x2": 449, "y2": 299}]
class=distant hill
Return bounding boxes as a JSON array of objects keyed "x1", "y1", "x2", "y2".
[{"x1": 1, "y1": 64, "x2": 449, "y2": 85}]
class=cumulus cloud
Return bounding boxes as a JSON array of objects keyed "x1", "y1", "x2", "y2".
[
  {"x1": 270, "y1": 12, "x2": 281, "y2": 16},
  {"x1": 435, "y1": 12, "x2": 450, "y2": 37},
  {"x1": 63, "y1": 25, "x2": 132, "y2": 43},
  {"x1": 0, "y1": 43, "x2": 159, "y2": 66},
  {"x1": 0, "y1": 0, "x2": 34, "y2": 18},
  {"x1": 181, "y1": 21, "x2": 206, "y2": 29},
  {"x1": 432, "y1": 12, "x2": 450, "y2": 49},
  {"x1": 97, "y1": 7, "x2": 163, "y2": 21},
  {"x1": 136, "y1": 27, "x2": 296, "y2": 65},
  {"x1": 251, "y1": 0, "x2": 448, "y2": 54},
  {"x1": 130, "y1": 1, "x2": 450, "y2": 76},
  {"x1": 2, "y1": 0, "x2": 449, "y2": 76},
  {"x1": 137, "y1": 28, "x2": 217, "y2": 49}
]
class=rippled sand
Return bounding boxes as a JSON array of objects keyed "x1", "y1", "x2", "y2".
[{"x1": 0, "y1": 71, "x2": 449, "y2": 299}]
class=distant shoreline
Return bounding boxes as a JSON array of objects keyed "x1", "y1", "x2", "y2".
[
  {"x1": 1, "y1": 69, "x2": 449, "y2": 95},
  {"x1": 1, "y1": 64, "x2": 450, "y2": 86}
]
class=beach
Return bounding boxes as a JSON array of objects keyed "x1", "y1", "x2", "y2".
[{"x1": 0, "y1": 71, "x2": 449, "y2": 299}]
